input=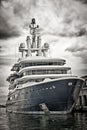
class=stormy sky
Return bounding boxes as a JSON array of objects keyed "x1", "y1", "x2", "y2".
[{"x1": 0, "y1": 0, "x2": 87, "y2": 87}]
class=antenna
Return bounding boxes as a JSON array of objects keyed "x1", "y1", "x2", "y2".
[
  {"x1": 29, "y1": 18, "x2": 39, "y2": 48},
  {"x1": 19, "y1": 18, "x2": 49, "y2": 58}
]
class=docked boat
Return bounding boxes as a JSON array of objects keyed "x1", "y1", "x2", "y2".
[{"x1": 6, "y1": 18, "x2": 84, "y2": 114}]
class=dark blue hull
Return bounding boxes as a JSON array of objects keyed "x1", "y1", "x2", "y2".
[{"x1": 6, "y1": 78, "x2": 84, "y2": 114}]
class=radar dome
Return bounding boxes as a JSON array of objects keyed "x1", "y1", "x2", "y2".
[
  {"x1": 19, "y1": 43, "x2": 25, "y2": 48},
  {"x1": 44, "y1": 43, "x2": 49, "y2": 49}
]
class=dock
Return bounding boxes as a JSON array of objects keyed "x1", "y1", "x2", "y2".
[{"x1": 75, "y1": 75, "x2": 87, "y2": 112}]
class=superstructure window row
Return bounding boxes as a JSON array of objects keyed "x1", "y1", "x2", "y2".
[
  {"x1": 20, "y1": 62, "x2": 64, "y2": 68},
  {"x1": 21, "y1": 69, "x2": 67, "y2": 76}
]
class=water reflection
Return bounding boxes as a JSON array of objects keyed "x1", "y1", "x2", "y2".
[
  {"x1": 0, "y1": 108, "x2": 87, "y2": 130},
  {"x1": 0, "y1": 108, "x2": 9, "y2": 130},
  {"x1": 7, "y1": 112, "x2": 87, "y2": 130}
]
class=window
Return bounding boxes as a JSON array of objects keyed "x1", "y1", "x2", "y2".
[
  {"x1": 49, "y1": 87, "x2": 52, "y2": 89},
  {"x1": 26, "y1": 91, "x2": 28, "y2": 94},
  {"x1": 23, "y1": 69, "x2": 67, "y2": 76},
  {"x1": 68, "y1": 82, "x2": 72, "y2": 86},
  {"x1": 8, "y1": 97, "x2": 10, "y2": 101},
  {"x1": 21, "y1": 61, "x2": 64, "y2": 68},
  {"x1": 15, "y1": 94, "x2": 18, "y2": 98},
  {"x1": 53, "y1": 86, "x2": 56, "y2": 89},
  {"x1": 10, "y1": 96, "x2": 12, "y2": 100}
]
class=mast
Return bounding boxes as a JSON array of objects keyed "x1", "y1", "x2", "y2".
[
  {"x1": 29, "y1": 18, "x2": 39, "y2": 48},
  {"x1": 19, "y1": 18, "x2": 49, "y2": 58}
]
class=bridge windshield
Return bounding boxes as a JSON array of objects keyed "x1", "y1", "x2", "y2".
[
  {"x1": 20, "y1": 62, "x2": 64, "y2": 68},
  {"x1": 21, "y1": 69, "x2": 68, "y2": 76}
]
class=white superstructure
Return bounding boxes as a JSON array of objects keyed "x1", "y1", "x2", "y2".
[{"x1": 7, "y1": 18, "x2": 74, "y2": 90}]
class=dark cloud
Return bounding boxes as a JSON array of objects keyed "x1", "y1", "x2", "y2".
[
  {"x1": 0, "y1": 28, "x2": 20, "y2": 39},
  {"x1": 72, "y1": 52, "x2": 87, "y2": 65},
  {"x1": 13, "y1": 2, "x2": 27, "y2": 18},
  {"x1": 65, "y1": 45, "x2": 87, "y2": 52},
  {"x1": 76, "y1": 28, "x2": 87, "y2": 37},
  {"x1": 0, "y1": 0, "x2": 7, "y2": 5},
  {"x1": 0, "y1": 0, "x2": 87, "y2": 40},
  {"x1": 0, "y1": 0, "x2": 36, "y2": 40},
  {"x1": 65, "y1": 39, "x2": 87, "y2": 65},
  {"x1": 0, "y1": 1, "x2": 21, "y2": 39},
  {"x1": 0, "y1": 10, "x2": 20, "y2": 39},
  {"x1": 75, "y1": 0, "x2": 87, "y2": 4},
  {"x1": 45, "y1": 27, "x2": 87, "y2": 37}
]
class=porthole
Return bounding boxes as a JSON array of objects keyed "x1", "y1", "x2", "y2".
[
  {"x1": 8, "y1": 97, "x2": 10, "y2": 100},
  {"x1": 26, "y1": 91, "x2": 28, "y2": 94},
  {"x1": 53, "y1": 86, "x2": 56, "y2": 89},
  {"x1": 21, "y1": 91, "x2": 24, "y2": 95},
  {"x1": 78, "y1": 84, "x2": 80, "y2": 87},
  {"x1": 30, "y1": 88, "x2": 32, "y2": 92},
  {"x1": 68, "y1": 82, "x2": 72, "y2": 86},
  {"x1": 14, "y1": 95, "x2": 15, "y2": 98},
  {"x1": 15, "y1": 94, "x2": 18, "y2": 98}
]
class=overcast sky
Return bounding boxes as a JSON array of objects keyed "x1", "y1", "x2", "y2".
[{"x1": 0, "y1": 0, "x2": 87, "y2": 87}]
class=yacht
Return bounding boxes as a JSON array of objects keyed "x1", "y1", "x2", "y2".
[{"x1": 6, "y1": 18, "x2": 84, "y2": 114}]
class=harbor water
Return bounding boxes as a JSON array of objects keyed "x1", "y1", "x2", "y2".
[
  {"x1": 0, "y1": 87, "x2": 87, "y2": 130},
  {"x1": 0, "y1": 108, "x2": 87, "y2": 130}
]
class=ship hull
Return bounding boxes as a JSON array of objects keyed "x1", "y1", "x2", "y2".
[{"x1": 6, "y1": 77, "x2": 84, "y2": 114}]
